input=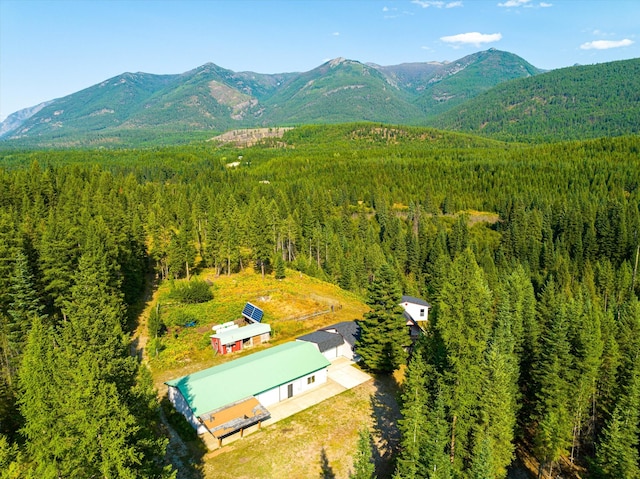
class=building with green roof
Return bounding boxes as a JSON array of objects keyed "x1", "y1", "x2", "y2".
[{"x1": 166, "y1": 341, "x2": 331, "y2": 438}]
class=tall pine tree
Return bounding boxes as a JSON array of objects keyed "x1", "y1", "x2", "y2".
[
  {"x1": 395, "y1": 345, "x2": 430, "y2": 478},
  {"x1": 435, "y1": 248, "x2": 493, "y2": 472},
  {"x1": 357, "y1": 263, "x2": 408, "y2": 373}
]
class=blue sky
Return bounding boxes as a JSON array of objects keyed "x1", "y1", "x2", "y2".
[{"x1": 1, "y1": 0, "x2": 638, "y2": 120}]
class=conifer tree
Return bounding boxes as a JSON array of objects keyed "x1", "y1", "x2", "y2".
[
  {"x1": 275, "y1": 254, "x2": 286, "y2": 280},
  {"x1": 501, "y1": 266, "x2": 538, "y2": 420},
  {"x1": 0, "y1": 432, "x2": 23, "y2": 478},
  {"x1": 435, "y1": 248, "x2": 493, "y2": 471},
  {"x1": 448, "y1": 214, "x2": 469, "y2": 258},
  {"x1": 357, "y1": 263, "x2": 408, "y2": 373},
  {"x1": 395, "y1": 347, "x2": 429, "y2": 478},
  {"x1": 61, "y1": 247, "x2": 134, "y2": 390},
  {"x1": 0, "y1": 212, "x2": 19, "y2": 313},
  {"x1": 479, "y1": 330, "x2": 519, "y2": 478},
  {"x1": 469, "y1": 432, "x2": 494, "y2": 479},
  {"x1": 351, "y1": 427, "x2": 376, "y2": 479},
  {"x1": 424, "y1": 229, "x2": 451, "y2": 302},
  {"x1": 533, "y1": 280, "x2": 573, "y2": 477},
  {"x1": 167, "y1": 226, "x2": 196, "y2": 280},
  {"x1": 6, "y1": 250, "x2": 44, "y2": 385},
  {"x1": 423, "y1": 386, "x2": 453, "y2": 479},
  {"x1": 594, "y1": 366, "x2": 640, "y2": 479},
  {"x1": 567, "y1": 286, "x2": 603, "y2": 463},
  {"x1": 250, "y1": 200, "x2": 275, "y2": 277},
  {"x1": 18, "y1": 316, "x2": 61, "y2": 476}
]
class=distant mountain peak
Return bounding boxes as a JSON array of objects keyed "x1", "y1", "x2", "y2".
[
  {"x1": 328, "y1": 57, "x2": 349, "y2": 67},
  {"x1": 0, "y1": 49, "x2": 572, "y2": 146}
]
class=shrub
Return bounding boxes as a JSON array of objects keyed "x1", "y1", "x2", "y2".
[
  {"x1": 165, "y1": 310, "x2": 198, "y2": 328},
  {"x1": 146, "y1": 337, "x2": 165, "y2": 359},
  {"x1": 171, "y1": 279, "x2": 213, "y2": 304}
]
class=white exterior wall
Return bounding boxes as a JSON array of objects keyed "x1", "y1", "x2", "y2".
[
  {"x1": 336, "y1": 340, "x2": 354, "y2": 360},
  {"x1": 167, "y1": 386, "x2": 208, "y2": 435},
  {"x1": 255, "y1": 368, "x2": 328, "y2": 407},
  {"x1": 402, "y1": 301, "x2": 429, "y2": 322},
  {"x1": 322, "y1": 347, "x2": 338, "y2": 361},
  {"x1": 256, "y1": 387, "x2": 280, "y2": 407}
]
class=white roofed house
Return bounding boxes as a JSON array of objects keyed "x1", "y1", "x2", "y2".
[{"x1": 400, "y1": 295, "x2": 430, "y2": 339}]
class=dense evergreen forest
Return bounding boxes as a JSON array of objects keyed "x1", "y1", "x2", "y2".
[
  {"x1": 0, "y1": 124, "x2": 638, "y2": 478},
  {"x1": 430, "y1": 58, "x2": 640, "y2": 143}
]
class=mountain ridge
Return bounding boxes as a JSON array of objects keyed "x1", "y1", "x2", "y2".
[
  {"x1": 3, "y1": 50, "x2": 637, "y2": 147},
  {"x1": 0, "y1": 49, "x2": 541, "y2": 146}
]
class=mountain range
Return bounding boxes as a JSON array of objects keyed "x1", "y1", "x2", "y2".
[
  {"x1": 1, "y1": 49, "x2": 638, "y2": 147},
  {"x1": 0, "y1": 49, "x2": 539, "y2": 145}
]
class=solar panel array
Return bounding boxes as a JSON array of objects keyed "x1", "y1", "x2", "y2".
[{"x1": 242, "y1": 302, "x2": 264, "y2": 323}]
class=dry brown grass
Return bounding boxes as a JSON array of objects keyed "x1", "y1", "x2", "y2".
[{"x1": 199, "y1": 376, "x2": 401, "y2": 479}]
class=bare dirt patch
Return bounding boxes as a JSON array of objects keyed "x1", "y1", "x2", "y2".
[{"x1": 209, "y1": 127, "x2": 293, "y2": 147}]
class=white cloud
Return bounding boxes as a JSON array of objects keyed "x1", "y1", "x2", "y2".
[
  {"x1": 441, "y1": 32, "x2": 502, "y2": 46},
  {"x1": 413, "y1": 0, "x2": 444, "y2": 6},
  {"x1": 332, "y1": 32, "x2": 340, "y2": 36},
  {"x1": 412, "y1": 0, "x2": 463, "y2": 8},
  {"x1": 580, "y1": 39, "x2": 634, "y2": 50},
  {"x1": 497, "y1": 0, "x2": 531, "y2": 6},
  {"x1": 498, "y1": 0, "x2": 552, "y2": 8}
]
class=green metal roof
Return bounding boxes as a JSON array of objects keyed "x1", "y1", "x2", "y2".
[
  {"x1": 210, "y1": 322, "x2": 271, "y2": 344},
  {"x1": 165, "y1": 341, "x2": 330, "y2": 416}
]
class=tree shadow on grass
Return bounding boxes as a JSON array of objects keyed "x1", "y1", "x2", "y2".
[
  {"x1": 160, "y1": 395, "x2": 207, "y2": 479},
  {"x1": 369, "y1": 375, "x2": 402, "y2": 478},
  {"x1": 320, "y1": 447, "x2": 336, "y2": 479}
]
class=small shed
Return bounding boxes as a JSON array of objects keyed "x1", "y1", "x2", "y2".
[
  {"x1": 210, "y1": 322, "x2": 271, "y2": 355},
  {"x1": 321, "y1": 321, "x2": 360, "y2": 360}
]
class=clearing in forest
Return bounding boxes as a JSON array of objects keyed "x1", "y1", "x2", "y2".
[{"x1": 144, "y1": 267, "x2": 402, "y2": 478}]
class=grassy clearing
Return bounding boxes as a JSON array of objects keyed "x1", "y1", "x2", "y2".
[{"x1": 148, "y1": 266, "x2": 369, "y2": 392}]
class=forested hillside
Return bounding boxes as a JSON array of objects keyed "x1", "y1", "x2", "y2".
[
  {"x1": 0, "y1": 124, "x2": 638, "y2": 477},
  {"x1": 413, "y1": 48, "x2": 541, "y2": 117},
  {"x1": 431, "y1": 57, "x2": 640, "y2": 142}
]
